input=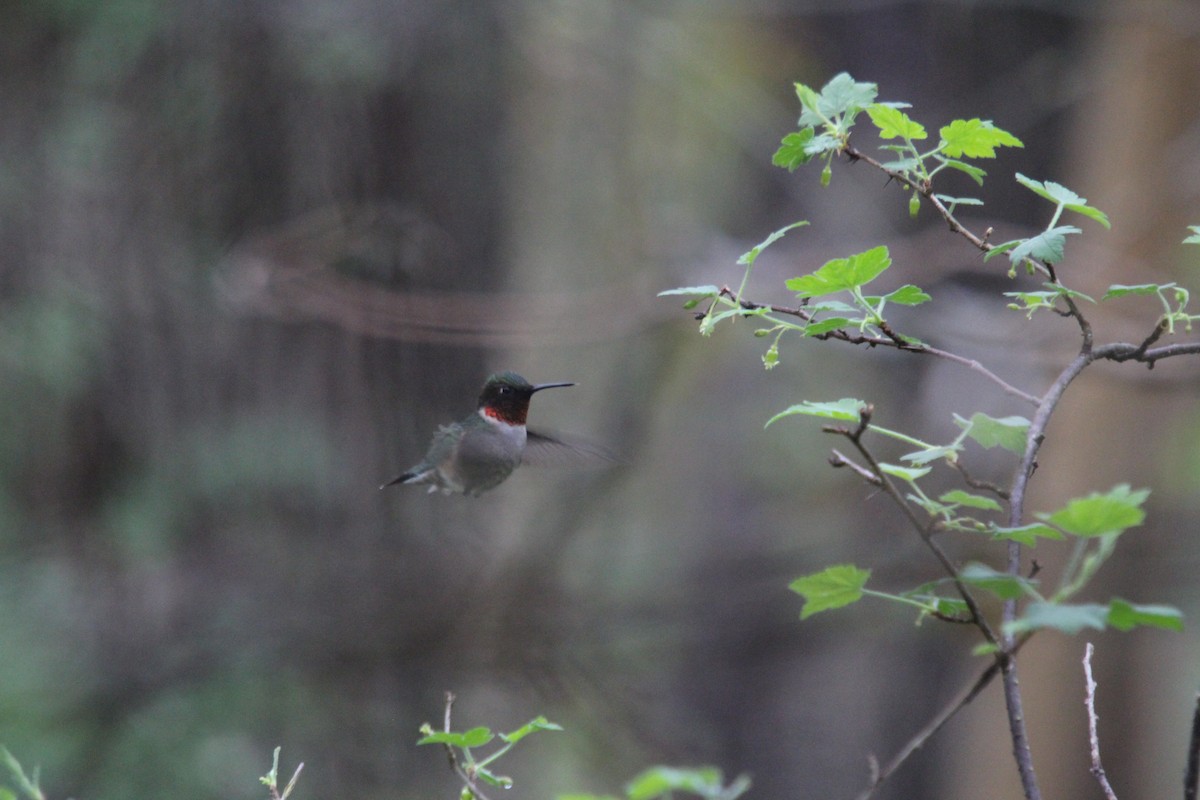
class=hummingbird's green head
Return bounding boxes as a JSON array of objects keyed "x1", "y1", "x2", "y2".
[{"x1": 478, "y1": 371, "x2": 574, "y2": 425}]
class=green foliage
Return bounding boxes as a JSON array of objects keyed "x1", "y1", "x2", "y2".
[
  {"x1": 663, "y1": 73, "x2": 1191, "y2": 715},
  {"x1": 260, "y1": 748, "x2": 303, "y2": 800},
  {"x1": 563, "y1": 766, "x2": 750, "y2": 800},
  {"x1": 953, "y1": 412, "x2": 1030, "y2": 454},
  {"x1": 1102, "y1": 281, "x2": 1199, "y2": 333},
  {"x1": 418, "y1": 714, "x2": 563, "y2": 794},
  {"x1": 790, "y1": 564, "x2": 871, "y2": 618},
  {"x1": 0, "y1": 747, "x2": 44, "y2": 800},
  {"x1": 1039, "y1": 484, "x2": 1148, "y2": 538}
]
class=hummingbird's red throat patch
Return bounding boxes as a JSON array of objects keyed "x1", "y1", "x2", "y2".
[{"x1": 482, "y1": 405, "x2": 527, "y2": 425}]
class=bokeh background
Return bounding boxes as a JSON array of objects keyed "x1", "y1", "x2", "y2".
[{"x1": 2, "y1": 1, "x2": 1200, "y2": 798}]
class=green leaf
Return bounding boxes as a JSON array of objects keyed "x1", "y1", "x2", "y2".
[
  {"x1": 417, "y1": 726, "x2": 494, "y2": 748},
  {"x1": 902, "y1": 445, "x2": 960, "y2": 466},
  {"x1": 803, "y1": 317, "x2": 852, "y2": 336},
  {"x1": 959, "y1": 562, "x2": 1036, "y2": 600},
  {"x1": 794, "y1": 82, "x2": 821, "y2": 118},
  {"x1": 1102, "y1": 283, "x2": 1166, "y2": 301},
  {"x1": 790, "y1": 564, "x2": 871, "y2": 619},
  {"x1": 1041, "y1": 484, "x2": 1149, "y2": 538},
  {"x1": 658, "y1": 285, "x2": 719, "y2": 298},
  {"x1": 1005, "y1": 602, "x2": 1109, "y2": 636},
  {"x1": 785, "y1": 246, "x2": 892, "y2": 298},
  {"x1": 798, "y1": 73, "x2": 877, "y2": 128},
  {"x1": 626, "y1": 766, "x2": 729, "y2": 800},
  {"x1": 500, "y1": 716, "x2": 563, "y2": 744},
  {"x1": 1184, "y1": 225, "x2": 1200, "y2": 244},
  {"x1": 772, "y1": 130, "x2": 816, "y2": 171},
  {"x1": 1007, "y1": 226, "x2": 1082, "y2": 265},
  {"x1": 806, "y1": 133, "x2": 842, "y2": 156},
  {"x1": 939, "y1": 489, "x2": 1002, "y2": 512},
  {"x1": 738, "y1": 221, "x2": 809, "y2": 266},
  {"x1": 476, "y1": 766, "x2": 514, "y2": 789},
  {"x1": 934, "y1": 194, "x2": 984, "y2": 207},
  {"x1": 937, "y1": 157, "x2": 987, "y2": 185},
  {"x1": 989, "y1": 522, "x2": 1064, "y2": 546},
  {"x1": 884, "y1": 284, "x2": 931, "y2": 305},
  {"x1": 1015, "y1": 173, "x2": 1111, "y2": 229},
  {"x1": 867, "y1": 104, "x2": 927, "y2": 140},
  {"x1": 765, "y1": 398, "x2": 866, "y2": 426},
  {"x1": 879, "y1": 463, "x2": 931, "y2": 482},
  {"x1": 939, "y1": 119, "x2": 1024, "y2": 158},
  {"x1": 953, "y1": 413, "x2": 1030, "y2": 454},
  {"x1": 1107, "y1": 599, "x2": 1184, "y2": 632}
]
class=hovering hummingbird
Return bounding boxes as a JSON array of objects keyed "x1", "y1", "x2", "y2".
[{"x1": 381, "y1": 371, "x2": 610, "y2": 496}]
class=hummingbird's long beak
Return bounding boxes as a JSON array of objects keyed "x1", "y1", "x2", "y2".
[{"x1": 531, "y1": 381, "x2": 574, "y2": 393}]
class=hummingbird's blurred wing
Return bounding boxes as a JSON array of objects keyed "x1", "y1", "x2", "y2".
[{"x1": 523, "y1": 430, "x2": 623, "y2": 468}]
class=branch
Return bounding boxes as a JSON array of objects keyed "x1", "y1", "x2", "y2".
[
  {"x1": 440, "y1": 691, "x2": 494, "y2": 800},
  {"x1": 854, "y1": 634, "x2": 1032, "y2": 799},
  {"x1": 1185, "y1": 691, "x2": 1200, "y2": 800},
  {"x1": 828, "y1": 407, "x2": 1000, "y2": 648},
  {"x1": 1083, "y1": 643, "x2": 1119, "y2": 800}
]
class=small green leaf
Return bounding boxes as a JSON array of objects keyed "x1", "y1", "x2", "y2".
[
  {"x1": 798, "y1": 72, "x2": 877, "y2": 128},
  {"x1": 772, "y1": 129, "x2": 817, "y2": 171},
  {"x1": 500, "y1": 716, "x2": 563, "y2": 744},
  {"x1": 1107, "y1": 598, "x2": 1184, "y2": 632},
  {"x1": 738, "y1": 221, "x2": 809, "y2": 266},
  {"x1": 1041, "y1": 484, "x2": 1149, "y2": 538},
  {"x1": 803, "y1": 317, "x2": 852, "y2": 336},
  {"x1": 989, "y1": 522, "x2": 1064, "y2": 546},
  {"x1": 1184, "y1": 225, "x2": 1200, "y2": 244},
  {"x1": 959, "y1": 562, "x2": 1036, "y2": 600},
  {"x1": 626, "y1": 766, "x2": 736, "y2": 800},
  {"x1": 939, "y1": 489, "x2": 1002, "y2": 512},
  {"x1": 901, "y1": 445, "x2": 959, "y2": 466},
  {"x1": 1102, "y1": 283, "x2": 1165, "y2": 300},
  {"x1": 984, "y1": 239, "x2": 1021, "y2": 262},
  {"x1": 786, "y1": 246, "x2": 891, "y2": 298},
  {"x1": 1005, "y1": 602, "x2": 1109, "y2": 636},
  {"x1": 939, "y1": 119, "x2": 1024, "y2": 158},
  {"x1": 934, "y1": 194, "x2": 984, "y2": 207},
  {"x1": 867, "y1": 104, "x2": 927, "y2": 140},
  {"x1": 765, "y1": 398, "x2": 866, "y2": 426},
  {"x1": 790, "y1": 564, "x2": 871, "y2": 619},
  {"x1": 879, "y1": 463, "x2": 931, "y2": 482},
  {"x1": 658, "y1": 286, "x2": 719, "y2": 298},
  {"x1": 884, "y1": 284, "x2": 931, "y2": 305},
  {"x1": 476, "y1": 767, "x2": 514, "y2": 789},
  {"x1": 417, "y1": 726, "x2": 494, "y2": 748},
  {"x1": 953, "y1": 413, "x2": 1030, "y2": 454},
  {"x1": 937, "y1": 157, "x2": 987, "y2": 185},
  {"x1": 1015, "y1": 173, "x2": 1111, "y2": 229},
  {"x1": 1007, "y1": 226, "x2": 1082, "y2": 265}
]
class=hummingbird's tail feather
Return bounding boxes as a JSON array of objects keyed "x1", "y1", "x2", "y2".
[{"x1": 379, "y1": 470, "x2": 419, "y2": 489}]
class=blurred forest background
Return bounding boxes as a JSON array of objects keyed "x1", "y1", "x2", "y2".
[{"x1": 2, "y1": 1, "x2": 1199, "y2": 798}]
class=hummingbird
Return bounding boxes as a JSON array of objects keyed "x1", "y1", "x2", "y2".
[{"x1": 381, "y1": 371, "x2": 606, "y2": 496}]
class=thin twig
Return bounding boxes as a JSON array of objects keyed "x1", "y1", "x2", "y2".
[
  {"x1": 831, "y1": 416, "x2": 1000, "y2": 648},
  {"x1": 854, "y1": 634, "x2": 1032, "y2": 799},
  {"x1": 441, "y1": 691, "x2": 493, "y2": 800},
  {"x1": 1083, "y1": 643, "x2": 1119, "y2": 800},
  {"x1": 1185, "y1": 691, "x2": 1200, "y2": 800}
]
